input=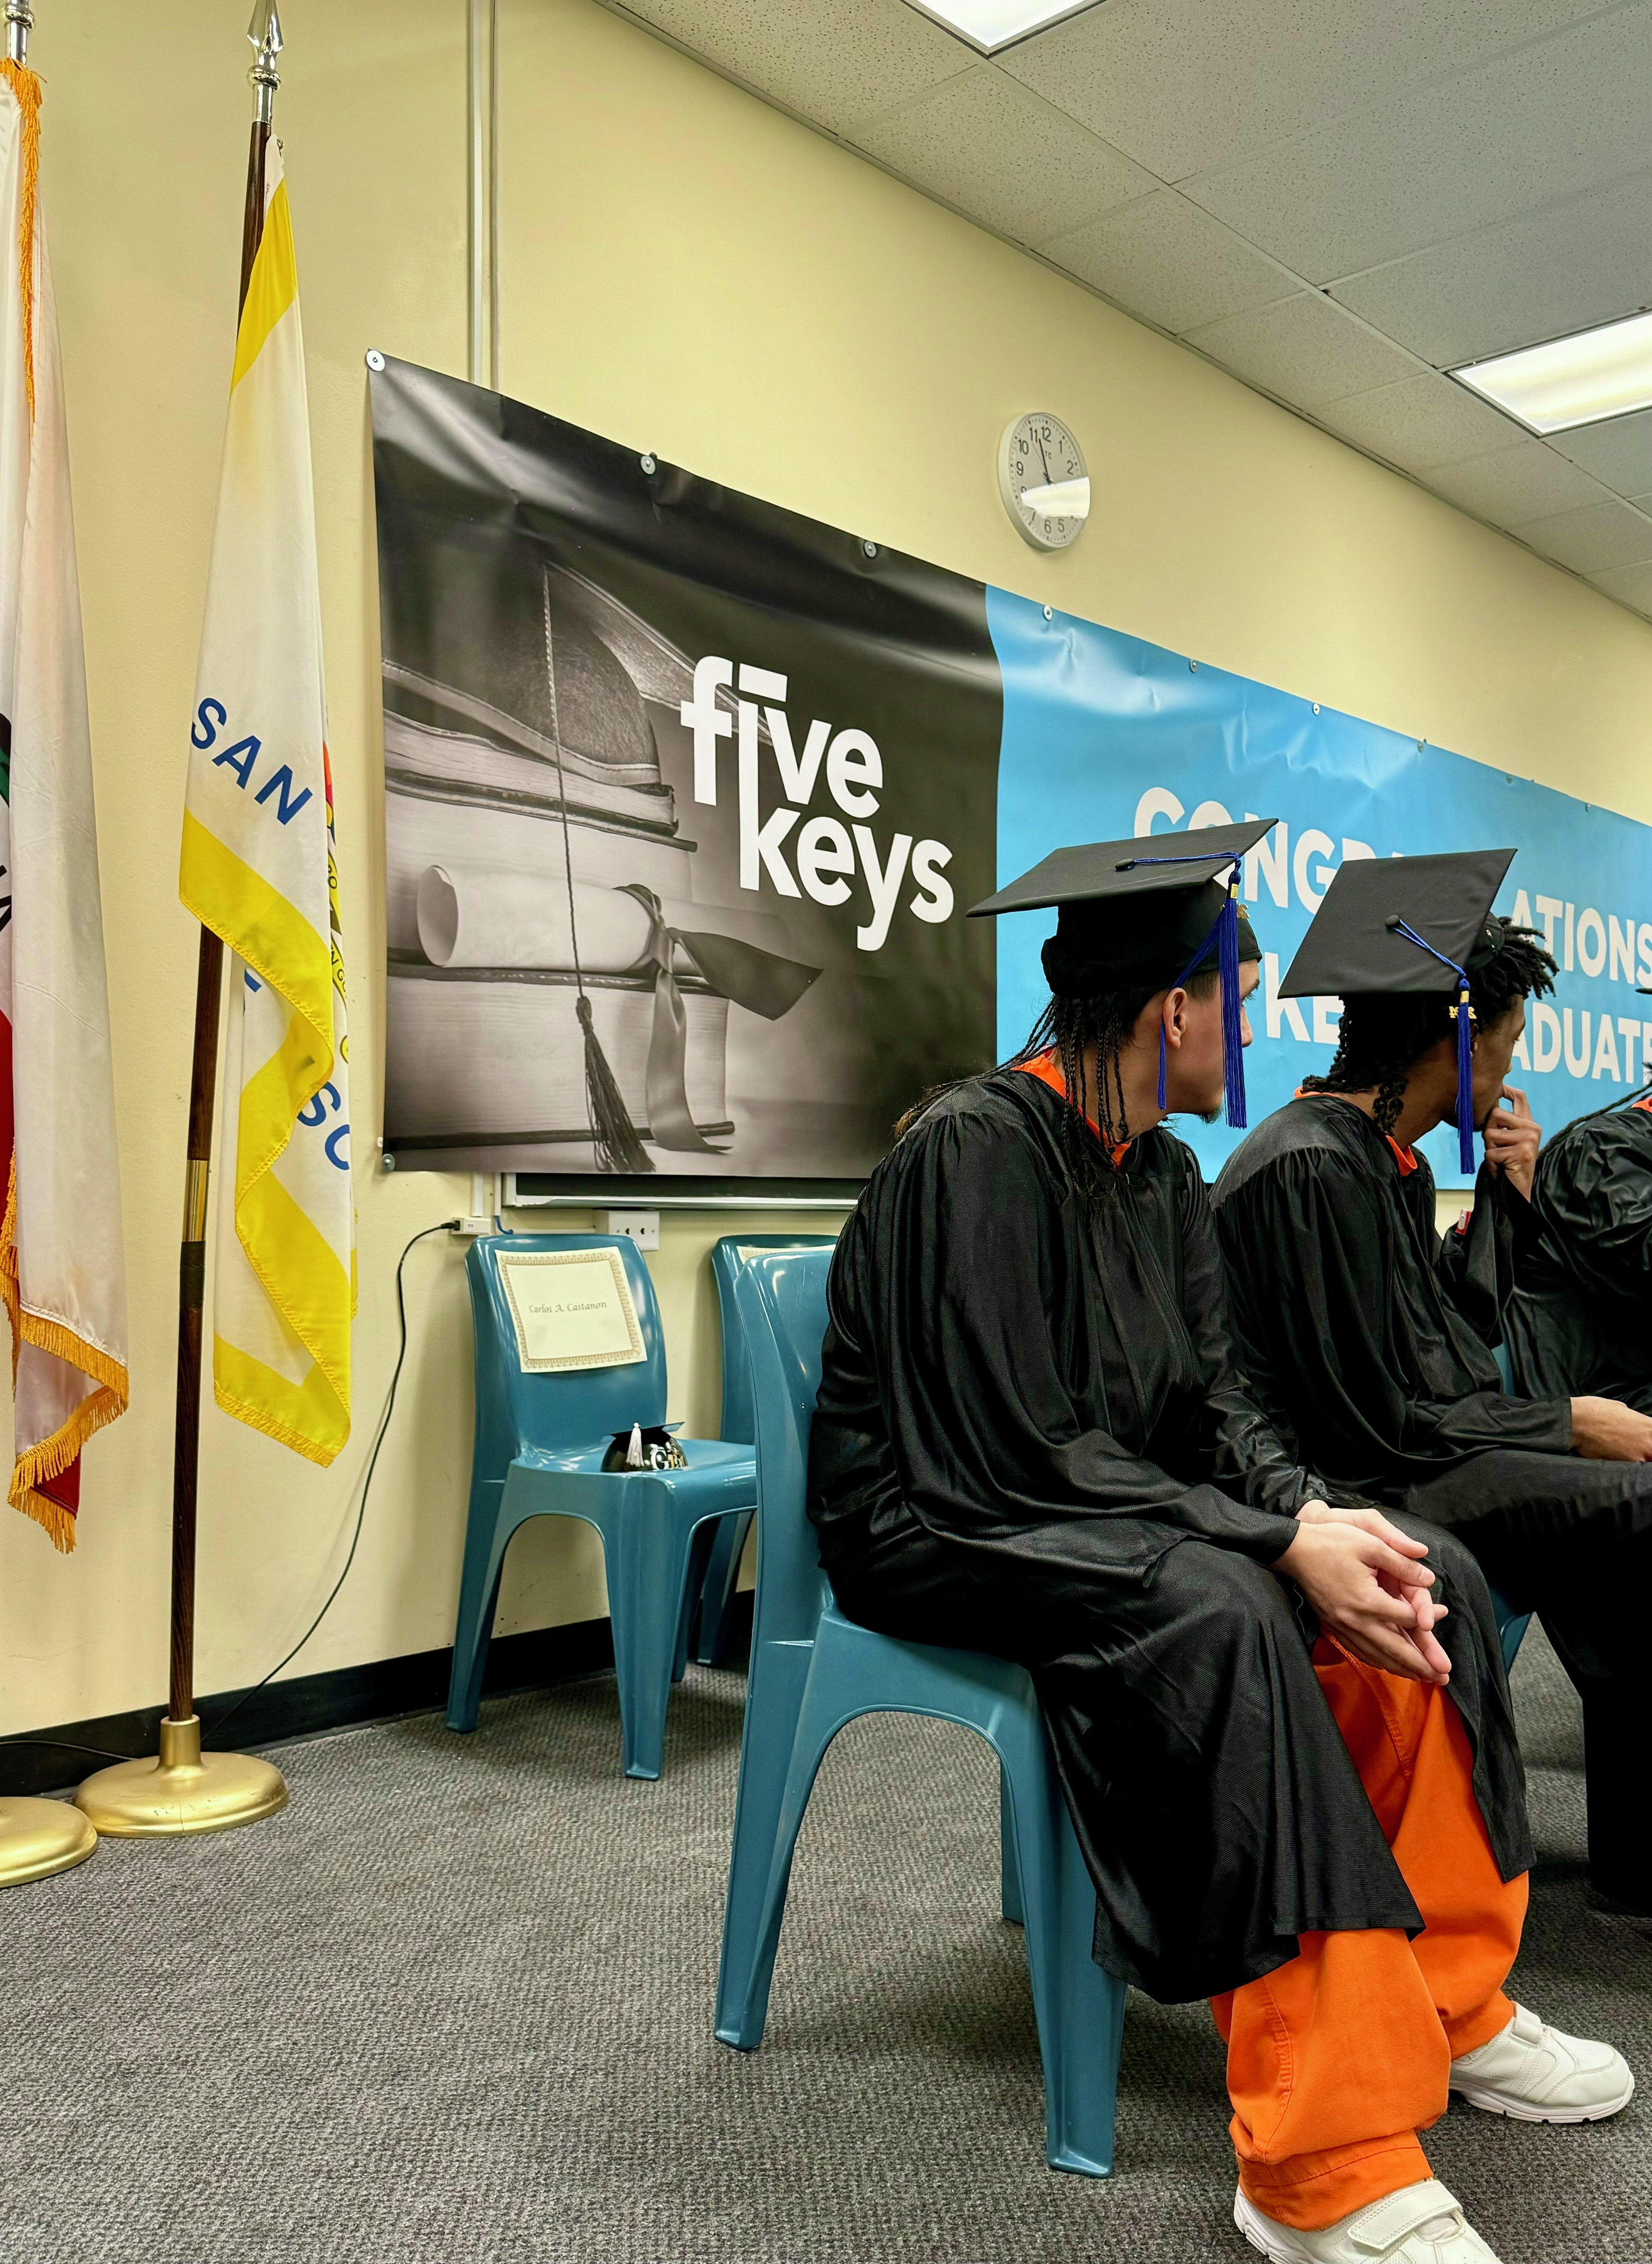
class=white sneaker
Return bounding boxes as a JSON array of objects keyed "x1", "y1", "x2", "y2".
[
  {"x1": 1448, "y1": 2002, "x2": 1634, "y2": 2123},
  {"x1": 1234, "y1": 2180, "x2": 1498, "y2": 2263}
]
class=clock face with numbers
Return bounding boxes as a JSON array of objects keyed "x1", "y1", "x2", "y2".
[{"x1": 998, "y1": 412, "x2": 1089, "y2": 551}]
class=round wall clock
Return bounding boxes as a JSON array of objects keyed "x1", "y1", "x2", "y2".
[{"x1": 998, "y1": 412, "x2": 1089, "y2": 551}]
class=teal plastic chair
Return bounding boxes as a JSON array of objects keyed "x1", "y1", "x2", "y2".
[
  {"x1": 714, "y1": 1247, "x2": 1125, "y2": 2178},
  {"x1": 1488, "y1": 1342, "x2": 1533, "y2": 1673},
  {"x1": 445, "y1": 1233, "x2": 757, "y2": 1779},
  {"x1": 691, "y1": 1234, "x2": 841, "y2": 1666}
]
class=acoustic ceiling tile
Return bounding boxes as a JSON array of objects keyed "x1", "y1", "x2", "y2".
[
  {"x1": 1314, "y1": 373, "x2": 1528, "y2": 475},
  {"x1": 621, "y1": 0, "x2": 970, "y2": 135},
  {"x1": 1586, "y1": 559, "x2": 1652, "y2": 616},
  {"x1": 1547, "y1": 406, "x2": 1652, "y2": 496},
  {"x1": 1329, "y1": 172, "x2": 1652, "y2": 370},
  {"x1": 1425, "y1": 443, "x2": 1612, "y2": 524},
  {"x1": 1181, "y1": 294, "x2": 1420, "y2": 410},
  {"x1": 1512, "y1": 500, "x2": 1652, "y2": 575},
  {"x1": 995, "y1": 0, "x2": 1599, "y2": 183},
  {"x1": 849, "y1": 66, "x2": 1155, "y2": 244},
  {"x1": 1041, "y1": 189, "x2": 1300, "y2": 335},
  {"x1": 1182, "y1": 6, "x2": 1652, "y2": 283}
]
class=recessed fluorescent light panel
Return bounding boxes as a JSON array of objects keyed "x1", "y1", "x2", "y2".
[
  {"x1": 901, "y1": 0, "x2": 1105, "y2": 56},
  {"x1": 1451, "y1": 309, "x2": 1652, "y2": 436}
]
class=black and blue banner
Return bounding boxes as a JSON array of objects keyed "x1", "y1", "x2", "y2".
[{"x1": 372, "y1": 359, "x2": 1652, "y2": 1192}]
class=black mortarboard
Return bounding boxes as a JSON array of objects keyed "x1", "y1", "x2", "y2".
[
  {"x1": 969, "y1": 819, "x2": 1275, "y2": 1128},
  {"x1": 1280, "y1": 848, "x2": 1517, "y2": 1172}
]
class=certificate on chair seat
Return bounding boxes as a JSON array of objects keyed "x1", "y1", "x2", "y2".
[{"x1": 497, "y1": 1247, "x2": 646, "y2": 1372}]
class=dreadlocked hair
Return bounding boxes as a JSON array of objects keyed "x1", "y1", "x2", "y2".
[
  {"x1": 1300, "y1": 924, "x2": 1556, "y2": 1138},
  {"x1": 895, "y1": 967, "x2": 1220, "y2": 1201}
]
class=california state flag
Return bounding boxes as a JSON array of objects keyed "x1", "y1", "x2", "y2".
[
  {"x1": 0, "y1": 65, "x2": 128, "y2": 1549},
  {"x1": 180, "y1": 136, "x2": 351, "y2": 1465}
]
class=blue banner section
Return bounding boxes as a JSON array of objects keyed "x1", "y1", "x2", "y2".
[{"x1": 988, "y1": 587, "x2": 1652, "y2": 1187}]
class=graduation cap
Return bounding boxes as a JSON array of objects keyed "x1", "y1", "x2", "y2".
[
  {"x1": 969, "y1": 818, "x2": 1275, "y2": 1130},
  {"x1": 1279, "y1": 847, "x2": 1517, "y2": 1175}
]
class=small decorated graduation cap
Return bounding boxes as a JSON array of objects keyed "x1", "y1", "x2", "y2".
[
  {"x1": 1280, "y1": 847, "x2": 1517, "y2": 1173},
  {"x1": 969, "y1": 818, "x2": 1275, "y2": 1128}
]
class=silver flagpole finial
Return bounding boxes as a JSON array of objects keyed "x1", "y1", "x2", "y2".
[
  {"x1": 5, "y1": 2, "x2": 34, "y2": 69},
  {"x1": 248, "y1": 0, "x2": 283, "y2": 123}
]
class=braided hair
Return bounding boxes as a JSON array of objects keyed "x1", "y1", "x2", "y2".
[
  {"x1": 897, "y1": 969, "x2": 1220, "y2": 1200},
  {"x1": 1301, "y1": 924, "x2": 1556, "y2": 1137}
]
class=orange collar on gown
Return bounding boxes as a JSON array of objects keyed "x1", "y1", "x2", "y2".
[
  {"x1": 1295, "y1": 1086, "x2": 1417, "y2": 1174},
  {"x1": 1017, "y1": 1051, "x2": 1132, "y2": 1166}
]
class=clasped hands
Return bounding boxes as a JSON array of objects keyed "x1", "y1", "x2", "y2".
[{"x1": 1273, "y1": 1499, "x2": 1452, "y2": 1685}]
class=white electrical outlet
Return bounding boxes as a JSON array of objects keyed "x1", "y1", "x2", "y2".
[
  {"x1": 453, "y1": 1215, "x2": 494, "y2": 1238},
  {"x1": 604, "y1": 1209, "x2": 660, "y2": 1251}
]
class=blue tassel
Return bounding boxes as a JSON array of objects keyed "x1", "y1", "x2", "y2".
[
  {"x1": 1154, "y1": 860, "x2": 1247, "y2": 1125},
  {"x1": 1455, "y1": 980, "x2": 1475, "y2": 1175},
  {"x1": 1219, "y1": 888, "x2": 1247, "y2": 1128}
]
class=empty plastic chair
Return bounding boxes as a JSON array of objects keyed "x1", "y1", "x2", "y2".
[
  {"x1": 692, "y1": 1233, "x2": 841, "y2": 1666},
  {"x1": 446, "y1": 1232, "x2": 757, "y2": 1779},
  {"x1": 714, "y1": 1246, "x2": 1125, "y2": 2177}
]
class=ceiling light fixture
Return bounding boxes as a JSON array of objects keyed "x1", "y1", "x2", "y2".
[
  {"x1": 1450, "y1": 308, "x2": 1652, "y2": 435},
  {"x1": 901, "y1": 0, "x2": 1104, "y2": 57}
]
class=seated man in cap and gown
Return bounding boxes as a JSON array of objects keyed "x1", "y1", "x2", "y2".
[
  {"x1": 808, "y1": 824, "x2": 1628, "y2": 2264},
  {"x1": 1213, "y1": 850, "x2": 1652, "y2": 1924},
  {"x1": 1502, "y1": 1068, "x2": 1652, "y2": 1416}
]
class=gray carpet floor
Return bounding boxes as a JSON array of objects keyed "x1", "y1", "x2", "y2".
[{"x1": 2, "y1": 1623, "x2": 1648, "y2": 2263}]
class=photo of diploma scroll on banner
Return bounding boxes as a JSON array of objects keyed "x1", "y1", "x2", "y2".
[
  {"x1": 369, "y1": 359, "x2": 999, "y2": 1191},
  {"x1": 370, "y1": 358, "x2": 1652, "y2": 1194},
  {"x1": 989, "y1": 593, "x2": 1652, "y2": 1189}
]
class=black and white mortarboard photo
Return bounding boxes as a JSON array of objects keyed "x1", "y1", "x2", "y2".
[{"x1": 369, "y1": 359, "x2": 1001, "y2": 1191}]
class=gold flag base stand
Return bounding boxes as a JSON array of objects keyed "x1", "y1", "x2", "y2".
[
  {"x1": 75, "y1": 1716, "x2": 287, "y2": 1838},
  {"x1": 0, "y1": 1796, "x2": 97, "y2": 1886}
]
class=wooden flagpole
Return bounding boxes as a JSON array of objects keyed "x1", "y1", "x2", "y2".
[{"x1": 75, "y1": 3, "x2": 290, "y2": 1838}]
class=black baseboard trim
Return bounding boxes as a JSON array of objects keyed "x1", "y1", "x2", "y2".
[
  {"x1": 4, "y1": 1586, "x2": 756, "y2": 1799},
  {"x1": 2, "y1": 1588, "x2": 756, "y2": 1798},
  {"x1": 1, "y1": 1616, "x2": 623, "y2": 1799}
]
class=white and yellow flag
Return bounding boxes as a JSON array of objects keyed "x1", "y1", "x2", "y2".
[{"x1": 180, "y1": 137, "x2": 351, "y2": 1465}]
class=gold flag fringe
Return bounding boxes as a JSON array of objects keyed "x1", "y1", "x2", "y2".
[
  {"x1": 0, "y1": 59, "x2": 39, "y2": 426},
  {"x1": 0, "y1": 72, "x2": 124, "y2": 1551},
  {"x1": 18, "y1": 1485, "x2": 74, "y2": 1551},
  {"x1": 0, "y1": 1158, "x2": 129, "y2": 1551}
]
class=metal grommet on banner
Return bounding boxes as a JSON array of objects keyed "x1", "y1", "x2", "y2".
[
  {"x1": 365, "y1": 349, "x2": 385, "y2": 371},
  {"x1": 381, "y1": 1151, "x2": 397, "y2": 1172},
  {"x1": 861, "y1": 539, "x2": 878, "y2": 559},
  {"x1": 1189, "y1": 659, "x2": 1198, "y2": 671},
  {"x1": 1312, "y1": 702, "x2": 1320, "y2": 714},
  {"x1": 1042, "y1": 604, "x2": 1053, "y2": 620},
  {"x1": 640, "y1": 452, "x2": 656, "y2": 475}
]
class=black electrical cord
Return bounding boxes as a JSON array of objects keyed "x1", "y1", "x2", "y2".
[
  {"x1": 203, "y1": 1218, "x2": 458, "y2": 1744},
  {"x1": 2, "y1": 1737, "x2": 135, "y2": 1767}
]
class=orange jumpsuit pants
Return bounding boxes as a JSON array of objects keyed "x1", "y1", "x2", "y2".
[{"x1": 1210, "y1": 1636, "x2": 1529, "y2": 2232}]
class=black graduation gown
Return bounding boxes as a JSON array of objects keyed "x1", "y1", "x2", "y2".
[
  {"x1": 1504, "y1": 1102, "x2": 1652, "y2": 1413},
  {"x1": 1210, "y1": 1097, "x2": 1573, "y2": 1500},
  {"x1": 808, "y1": 1071, "x2": 1531, "y2": 2003},
  {"x1": 1213, "y1": 1093, "x2": 1652, "y2": 1908}
]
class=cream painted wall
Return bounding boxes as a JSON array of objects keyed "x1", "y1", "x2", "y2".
[
  {"x1": 2, "y1": 0, "x2": 1648, "y2": 1738},
  {"x1": 503, "y1": 0, "x2": 1652, "y2": 819}
]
